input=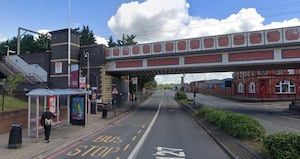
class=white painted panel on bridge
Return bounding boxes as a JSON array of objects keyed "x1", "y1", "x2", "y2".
[
  {"x1": 265, "y1": 28, "x2": 283, "y2": 45},
  {"x1": 283, "y1": 26, "x2": 300, "y2": 43}
]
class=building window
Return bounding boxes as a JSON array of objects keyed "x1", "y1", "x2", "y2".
[
  {"x1": 238, "y1": 83, "x2": 243, "y2": 93},
  {"x1": 259, "y1": 70, "x2": 267, "y2": 75},
  {"x1": 249, "y1": 82, "x2": 256, "y2": 93},
  {"x1": 287, "y1": 69, "x2": 294, "y2": 74},
  {"x1": 275, "y1": 69, "x2": 283, "y2": 75},
  {"x1": 275, "y1": 80, "x2": 295, "y2": 94}
]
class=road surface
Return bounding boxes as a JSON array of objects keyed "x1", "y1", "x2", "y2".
[{"x1": 47, "y1": 90, "x2": 230, "y2": 159}]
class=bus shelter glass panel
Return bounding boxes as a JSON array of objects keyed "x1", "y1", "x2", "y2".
[{"x1": 29, "y1": 96, "x2": 44, "y2": 138}]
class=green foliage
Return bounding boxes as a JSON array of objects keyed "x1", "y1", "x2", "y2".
[
  {"x1": 77, "y1": 25, "x2": 96, "y2": 46},
  {"x1": 0, "y1": 33, "x2": 50, "y2": 55},
  {"x1": 117, "y1": 34, "x2": 137, "y2": 46},
  {"x1": 21, "y1": 34, "x2": 36, "y2": 53},
  {"x1": 129, "y1": 76, "x2": 155, "y2": 94},
  {"x1": 157, "y1": 83, "x2": 176, "y2": 90},
  {"x1": 108, "y1": 34, "x2": 137, "y2": 47},
  {"x1": 263, "y1": 132, "x2": 300, "y2": 159},
  {"x1": 144, "y1": 81, "x2": 157, "y2": 89},
  {"x1": 0, "y1": 94, "x2": 27, "y2": 111},
  {"x1": 220, "y1": 113, "x2": 266, "y2": 139},
  {"x1": 3, "y1": 74, "x2": 25, "y2": 97},
  {"x1": 0, "y1": 74, "x2": 25, "y2": 109},
  {"x1": 176, "y1": 91, "x2": 188, "y2": 100},
  {"x1": 198, "y1": 107, "x2": 266, "y2": 140},
  {"x1": 35, "y1": 33, "x2": 50, "y2": 52},
  {"x1": 108, "y1": 36, "x2": 117, "y2": 47}
]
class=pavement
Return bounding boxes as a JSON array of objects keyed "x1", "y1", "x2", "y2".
[{"x1": 0, "y1": 104, "x2": 135, "y2": 159}]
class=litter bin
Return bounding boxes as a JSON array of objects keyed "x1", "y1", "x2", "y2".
[
  {"x1": 102, "y1": 104, "x2": 108, "y2": 119},
  {"x1": 91, "y1": 100, "x2": 96, "y2": 114},
  {"x1": 8, "y1": 124, "x2": 22, "y2": 148}
]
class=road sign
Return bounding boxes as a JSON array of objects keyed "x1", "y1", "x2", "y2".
[
  {"x1": 112, "y1": 87, "x2": 119, "y2": 94},
  {"x1": 131, "y1": 77, "x2": 138, "y2": 84}
]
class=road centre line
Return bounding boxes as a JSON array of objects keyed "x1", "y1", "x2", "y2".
[{"x1": 128, "y1": 102, "x2": 162, "y2": 159}]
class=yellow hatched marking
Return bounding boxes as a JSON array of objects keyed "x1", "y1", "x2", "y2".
[
  {"x1": 142, "y1": 124, "x2": 145, "y2": 129},
  {"x1": 137, "y1": 130, "x2": 142, "y2": 134},
  {"x1": 131, "y1": 136, "x2": 137, "y2": 141},
  {"x1": 124, "y1": 144, "x2": 130, "y2": 151}
]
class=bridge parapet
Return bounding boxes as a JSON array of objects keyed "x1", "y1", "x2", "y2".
[{"x1": 105, "y1": 26, "x2": 300, "y2": 59}]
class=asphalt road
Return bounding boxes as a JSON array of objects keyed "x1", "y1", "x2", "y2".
[
  {"x1": 48, "y1": 90, "x2": 230, "y2": 159},
  {"x1": 187, "y1": 92, "x2": 300, "y2": 134}
]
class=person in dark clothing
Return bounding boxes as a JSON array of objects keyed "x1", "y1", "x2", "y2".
[{"x1": 41, "y1": 107, "x2": 56, "y2": 143}]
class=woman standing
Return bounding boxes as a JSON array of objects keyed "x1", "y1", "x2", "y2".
[{"x1": 41, "y1": 107, "x2": 56, "y2": 143}]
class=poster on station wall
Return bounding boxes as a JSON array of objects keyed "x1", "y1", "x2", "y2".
[
  {"x1": 79, "y1": 77, "x2": 86, "y2": 89},
  {"x1": 48, "y1": 96, "x2": 56, "y2": 114},
  {"x1": 55, "y1": 62, "x2": 62, "y2": 74},
  {"x1": 71, "y1": 64, "x2": 79, "y2": 88}
]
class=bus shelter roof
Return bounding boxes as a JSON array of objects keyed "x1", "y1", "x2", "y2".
[{"x1": 26, "y1": 88, "x2": 88, "y2": 96}]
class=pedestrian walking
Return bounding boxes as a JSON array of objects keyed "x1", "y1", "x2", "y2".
[{"x1": 41, "y1": 107, "x2": 56, "y2": 143}]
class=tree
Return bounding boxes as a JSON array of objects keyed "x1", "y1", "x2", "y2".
[
  {"x1": 35, "y1": 33, "x2": 50, "y2": 52},
  {"x1": 78, "y1": 25, "x2": 96, "y2": 46},
  {"x1": 117, "y1": 34, "x2": 137, "y2": 46},
  {"x1": 108, "y1": 36, "x2": 117, "y2": 47},
  {"x1": 2, "y1": 74, "x2": 24, "y2": 105},
  {"x1": 144, "y1": 81, "x2": 157, "y2": 90},
  {"x1": 0, "y1": 33, "x2": 50, "y2": 55},
  {"x1": 20, "y1": 34, "x2": 36, "y2": 53}
]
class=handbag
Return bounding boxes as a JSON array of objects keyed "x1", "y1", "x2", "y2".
[{"x1": 45, "y1": 118, "x2": 52, "y2": 126}]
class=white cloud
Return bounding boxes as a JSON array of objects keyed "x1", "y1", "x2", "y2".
[
  {"x1": 155, "y1": 72, "x2": 233, "y2": 84},
  {"x1": 32, "y1": 29, "x2": 51, "y2": 40},
  {"x1": 108, "y1": 0, "x2": 300, "y2": 84},
  {"x1": 0, "y1": 33, "x2": 7, "y2": 42},
  {"x1": 95, "y1": 35, "x2": 108, "y2": 46},
  {"x1": 38, "y1": 29, "x2": 50, "y2": 34}
]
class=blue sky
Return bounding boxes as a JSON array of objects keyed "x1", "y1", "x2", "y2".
[{"x1": 1, "y1": 0, "x2": 300, "y2": 83}]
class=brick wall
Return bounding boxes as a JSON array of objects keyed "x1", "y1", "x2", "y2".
[
  {"x1": 0, "y1": 108, "x2": 68, "y2": 134},
  {"x1": 0, "y1": 109, "x2": 28, "y2": 134}
]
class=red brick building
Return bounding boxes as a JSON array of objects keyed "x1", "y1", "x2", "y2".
[
  {"x1": 190, "y1": 69, "x2": 300, "y2": 100},
  {"x1": 233, "y1": 69, "x2": 300, "y2": 99}
]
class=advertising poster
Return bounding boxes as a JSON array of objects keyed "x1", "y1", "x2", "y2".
[
  {"x1": 71, "y1": 64, "x2": 79, "y2": 88},
  {"x1": 48, "y1": 96, "x2": 56, "y2": 114},
  {"x1": 55, "y1": 62, "x2": 62, "y2": 74},
  {"x1": 71, "y1": 96, "x2": 85, "y2": 121}
]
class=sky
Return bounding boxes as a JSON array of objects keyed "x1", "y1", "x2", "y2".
[{"x1": 1, "y1": 0, "x2": 300, "y2": 84}]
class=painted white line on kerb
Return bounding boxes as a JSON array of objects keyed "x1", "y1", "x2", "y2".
[
  {"x1": 286, "y1": 127, "x2": 300, "y2": 132},
  {"x1": 253, "y1": 117, "x2": 273, "y2": 124},
  {"x1": 128, "y1": 102, "x2": 162, "y2": 159}
]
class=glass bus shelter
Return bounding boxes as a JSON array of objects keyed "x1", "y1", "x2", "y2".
[{"x1": 26, "y1": 88, "x2": 89, "y2": 138}]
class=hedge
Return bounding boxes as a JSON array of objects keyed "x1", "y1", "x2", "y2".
[
  {"x1": 263, "y1": 132, "x2": 300, "y2": 159},
  {"x1": 176, "y1": 91, "x2": 188, "y2": 100},
  {"x1": 198, "y1": 107, "x2": 266, "y2": 140}
]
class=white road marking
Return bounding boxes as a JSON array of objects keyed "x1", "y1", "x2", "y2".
[
  {"x1": 285, "y1": 127, "x2": 300, "y2": 132},
  {"x1": 128, "y1": 102, "x2": 162, "y2": 159},
  {"x1": 253, "y1": 117, "x2": 273, "y2": 124}
]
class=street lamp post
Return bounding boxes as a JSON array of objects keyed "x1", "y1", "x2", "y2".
[
  {"x1": 84, "y1": 51, "x2": 90, "y2": 90},
  {"x1": 4, "y1": 45, "x2": 9, "y2": 56}
]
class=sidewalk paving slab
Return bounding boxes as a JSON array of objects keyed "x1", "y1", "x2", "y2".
[{"x1": 0, "y1": 108, "x2": 132, "y2": 159}]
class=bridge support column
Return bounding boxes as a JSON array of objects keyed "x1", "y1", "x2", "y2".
[{"x1": 101, "y1": 65, "x2": 113, "y2": 104}]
